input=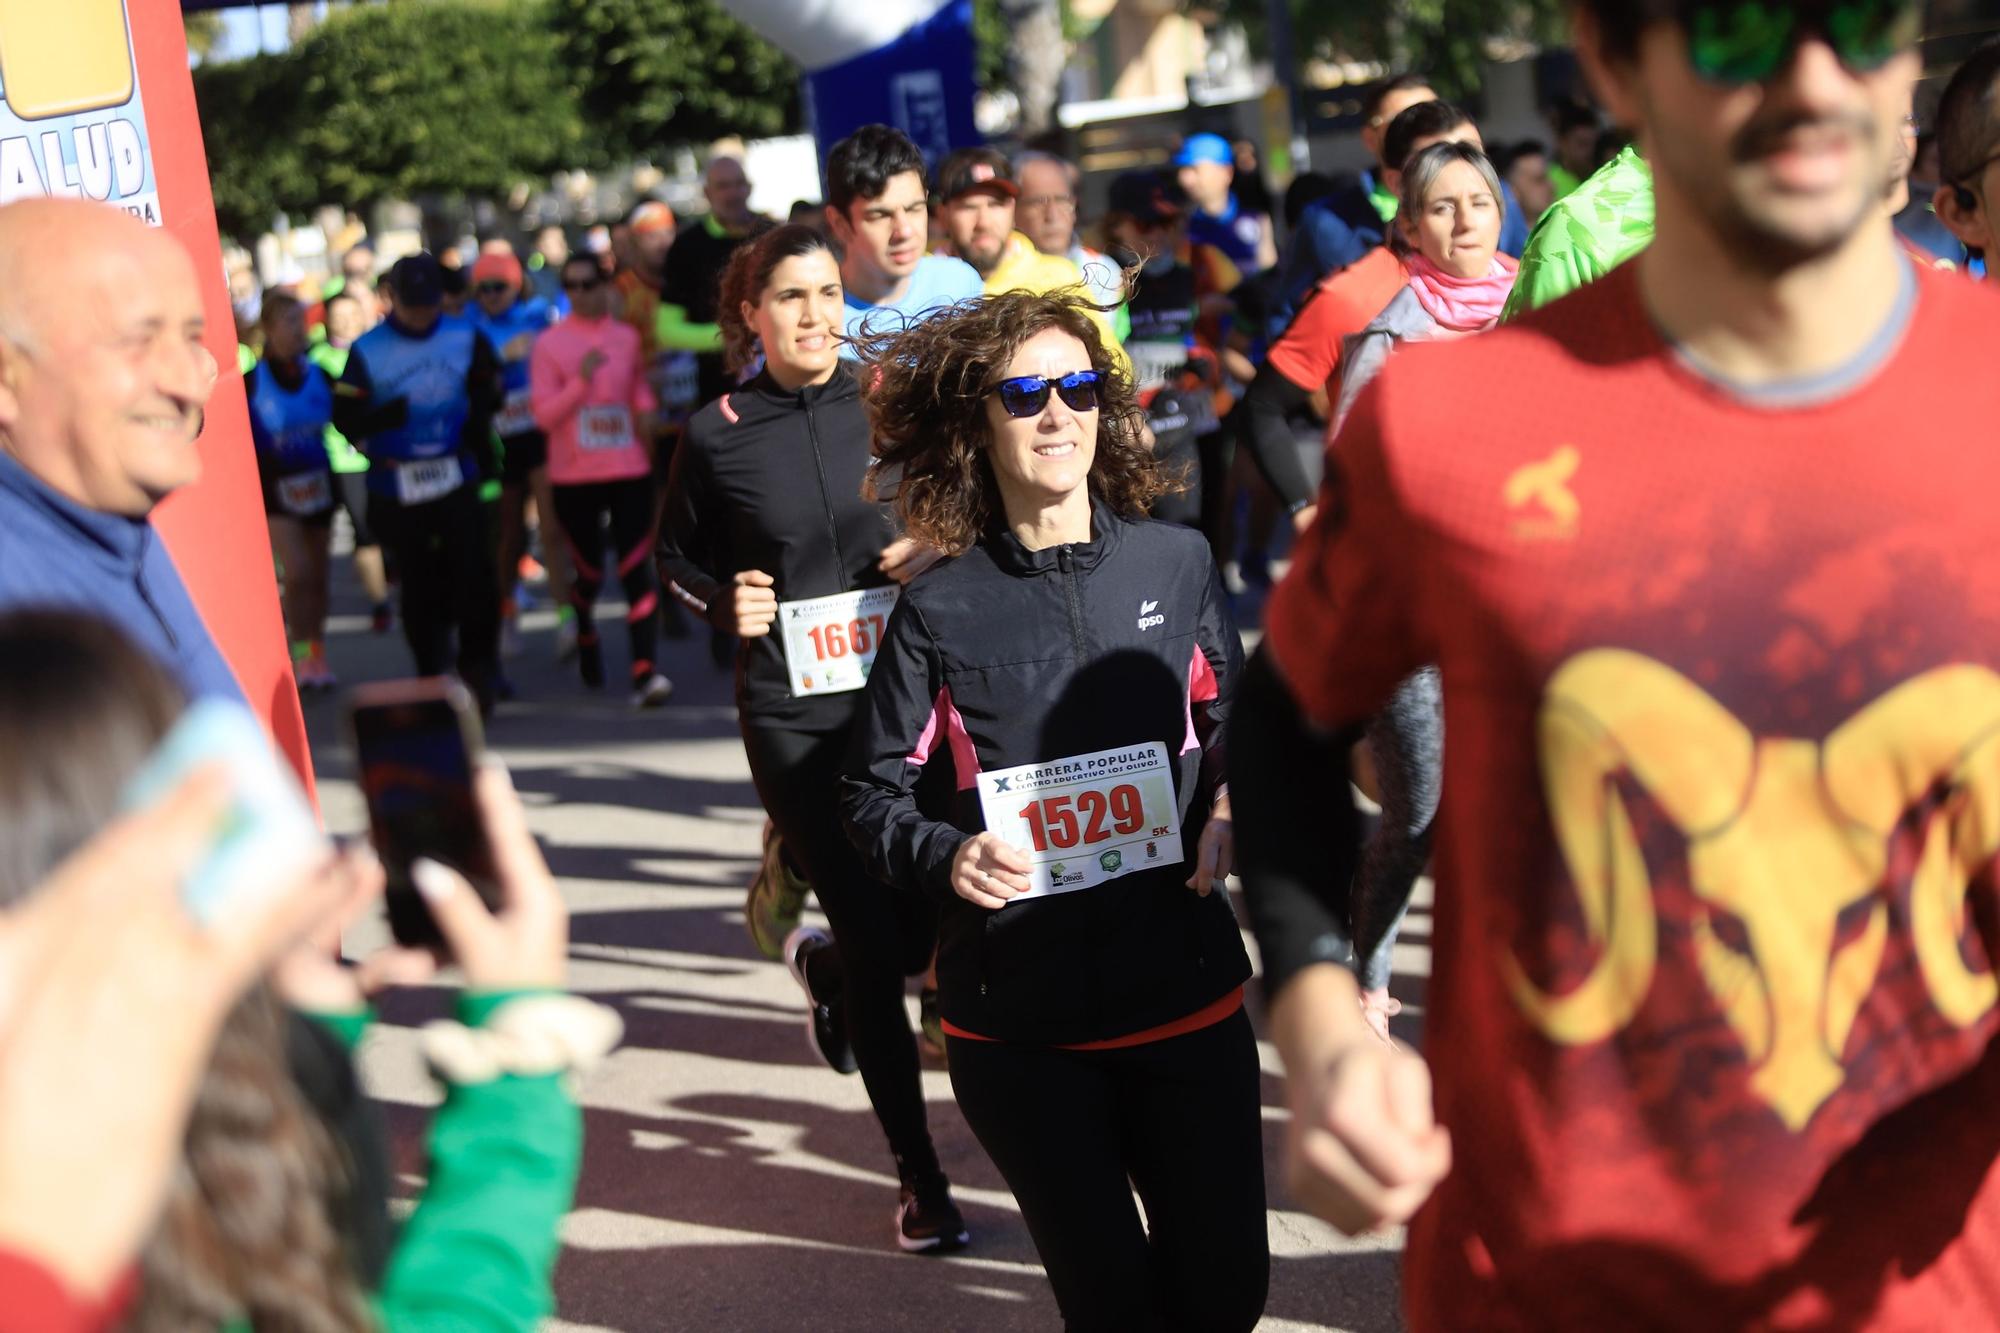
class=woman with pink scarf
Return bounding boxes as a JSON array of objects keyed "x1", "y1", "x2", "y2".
[{"x1": 1325, "y1": 140, "x2": 1517, "y2": 1046}]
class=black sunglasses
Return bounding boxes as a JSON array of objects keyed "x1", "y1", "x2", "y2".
[
  {"x1": 563, "y1": 276, "x2": 604, "y2": 291},
  {"x1": 475, "y1": 281, "x2": 513, "y2": 296},
  {"x1": 1670, "y1": 0, "x2": 1921, "y2": 86},
  {"x1": 993, "y1": 370, "x2": 1104, "y2": 419}
]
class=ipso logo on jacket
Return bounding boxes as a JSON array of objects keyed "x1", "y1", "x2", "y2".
[{"x1": 1137, "y1": 599, "x2": 1164, "y2": 631}]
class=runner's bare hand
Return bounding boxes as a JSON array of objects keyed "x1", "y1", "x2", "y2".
[
  {"x1": 1186, "y1": 792, "x2": 1233, "y2": 895},
  {"x1": 878, "y1": 537, "x2": 942, "y2": 585},
  {"x1": 725, "y1": 569, "x2": 779, "y2": 637},
  {"x1": 1274, "y1": 967, "x2": 1451, "y2": 1235},
  {"x1": 950, "y1": 833, "x2": 1033, "y2": 910}
]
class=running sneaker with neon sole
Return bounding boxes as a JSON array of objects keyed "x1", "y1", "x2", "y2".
[
  {"x1": 896, "y1": 1174, "x2": 969, "y2": 1254},
  {"x1": 746, "y1": 820, "x2": 811, "y2": 961},
  {"x1": 630, "y1": 672, "x2": 674, "y2": 710},
  {"x1": 784, "y1": 927, "x2": 856, "y2": 1075}
]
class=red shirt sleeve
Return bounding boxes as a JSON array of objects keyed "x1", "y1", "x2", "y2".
[
  {"x1": 1265, "y1": 374, "x2": 1429, "y2": 729},
  {"x1": 0, "y1": 1253, "x2": 135, "y2": 1333},
  {"x1": 1264, "y1": 287, "x2": 1343, "y2": 394}
]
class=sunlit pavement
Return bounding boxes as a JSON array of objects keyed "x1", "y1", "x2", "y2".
[{"x1": 308, "y1": 538, "x2": 1419, "y2": 1332}]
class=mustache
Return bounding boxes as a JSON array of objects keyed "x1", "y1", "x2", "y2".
[{"x1": 1731, "y1": 108, "x2": 1878, "y2": 162}]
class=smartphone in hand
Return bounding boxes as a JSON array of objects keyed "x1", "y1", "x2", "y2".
[{"x1": 347, "y1": 678, "x2": 501, "y2": 950}]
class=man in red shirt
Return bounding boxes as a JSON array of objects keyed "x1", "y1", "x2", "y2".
[{"x1": 1236, "y1": 2, "x2": 2000, "y2": 1328}]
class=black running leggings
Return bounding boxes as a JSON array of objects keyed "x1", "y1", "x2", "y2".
[
  {"x1": 740, "y1": 718, "x2": 942, "y2": 1182},
  {"x1": 368, "y1": 483, "x2": 499, "y2": 701},
  {"x1": 554, "y1": 478, "x2": 660, "y2": 683},
  {"x1": 947, "y1": 1009, "x2": 1270, "y2": 1332}
]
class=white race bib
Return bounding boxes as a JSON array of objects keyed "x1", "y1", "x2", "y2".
[
  {"x1": 778, "y1": 586, "x2": 900, "y2": 697},
  {"x1": 394, "y1": 454, "x2": 465, "y2": 506},
  {"x1": 578, "y1": 404, "x2": 636, "y2": 451},
  {"x1": 1129, "y1": 340, "x2": 1188, "y2": 392},
  {"x1": 275, "y1": 470, "x2": 332, "y2": 516},
  {"x1": 976, "y1": 742, "x2": 1182, "y2": 900},
  {"x1": 494, "y1": 388, "x2": 537, "y2": 437}
]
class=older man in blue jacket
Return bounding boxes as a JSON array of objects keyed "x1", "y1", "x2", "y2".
[{"x1": 0, "y1": 199, "x2": 241, "y2": 704}]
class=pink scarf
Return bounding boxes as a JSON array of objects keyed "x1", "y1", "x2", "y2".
[{"x1": 1405, "y1": 252, "x2": 1518, "y2": 333}]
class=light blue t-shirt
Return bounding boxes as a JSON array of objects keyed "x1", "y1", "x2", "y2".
[{"x1": 839, "y1": 254, "x2": 983, "y2": 358}]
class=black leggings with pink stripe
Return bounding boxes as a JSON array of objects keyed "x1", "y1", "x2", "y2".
[{"x1": 553, "y1": 478, "x2": 659, "y2": 683}]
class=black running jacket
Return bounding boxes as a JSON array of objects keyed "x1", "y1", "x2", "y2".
[
  {"x1": 840, "y1": 503, "x2": 1251, "y2": 1044},
  {"x1": 658, "y1": 365, "x2": 898, "y2": 728}
]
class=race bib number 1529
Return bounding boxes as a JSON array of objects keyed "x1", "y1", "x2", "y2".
[{"x1": 976, "y1": 742, "x2": 1182, "y2": 899}]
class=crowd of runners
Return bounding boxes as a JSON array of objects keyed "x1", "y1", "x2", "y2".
[{"x1": 9, "y1": 0, "x2": 2000, "y2": 1329}]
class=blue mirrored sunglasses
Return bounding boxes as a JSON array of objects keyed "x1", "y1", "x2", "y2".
[{"x1": 993, "y1": 370, "x2": 1104, "y2": 419}]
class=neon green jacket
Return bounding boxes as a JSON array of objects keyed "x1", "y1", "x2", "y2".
[{"x1": 1501, "y1": 146, "x2": 1654, "y2": 322}]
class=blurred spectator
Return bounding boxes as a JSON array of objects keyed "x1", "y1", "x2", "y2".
[
  {"x1": 1276, "y1": 73, "x2": 1437, "y2": 316},
  {"x1": 1499, "y1": 140, "x2": 1557, "y2": 224},
  {"x1": 1281, "y1": 172, "x2": 1338, "y2": 233},
  {"x1": 935, "y1": 148, "x2": 1123, "y2": 357},
  {"x1": 0, "y1": 199, "x2": 237, "y2": 705},
  {"x1": 1176, "y1": 132, "x2": 1279, "y2": 275},
  {"x1": 440, "y1": 262, "x2": 470, "y2": 317},
  {"x1": 526, "y1": 225, "x2": 571, "y2": 307},
  {"x1": 324, "y1": 242, "x2": 377, "y2": 304},
  {"x1": 1896, "y1": 128, "x2": 1962, "y2": 264},
  {"x1": 1016, "y1": 150, "x2": 1124, "y2": 314},
  {"x1": 1549, "y1": 101, "x2": 1603, "y2": 200},
  {"x1": 1232, "y1": 138, "x2": 1278, "y2": 226},
  {"x1": 660, "y1": 155, "x2": 774, "y2": 407},
  {"x1": 310, "y1": 290, "x2": 394, "y2": 635},
  {"x1": 1925, "y1": 40, "x2": 2000, "y2": 273}
]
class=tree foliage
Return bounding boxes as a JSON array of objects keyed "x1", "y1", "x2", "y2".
[
  {"x1": 548, "y1": 0, "x2": 800, "y2": 161},
  {"x1": 1227, "y1": 0, "x2": 1570, "y2": 100},
  {"x1": 192, "y1": 0, "x2": 800, "y2": 244}
]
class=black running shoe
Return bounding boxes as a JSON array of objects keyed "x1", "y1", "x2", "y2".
[
  {"x1": 784, "y1": 927, "x2": 856, "y2": 1074},
  {"x1": 896, "y1": 1174, "x2": 969, "y2": 1255}
]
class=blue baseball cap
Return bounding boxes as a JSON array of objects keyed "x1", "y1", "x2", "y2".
[{"x1": 1174, "y1": 133, "x2": 1234, "y2": 169}]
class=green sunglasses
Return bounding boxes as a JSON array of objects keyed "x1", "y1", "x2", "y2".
[{"x1": 1675, "y1": 0, "x2": 1921, "y2": 85}]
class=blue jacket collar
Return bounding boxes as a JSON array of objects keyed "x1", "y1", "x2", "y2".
[{"x1": 0, "y1": 448, "x2": 152, "y2": 571}]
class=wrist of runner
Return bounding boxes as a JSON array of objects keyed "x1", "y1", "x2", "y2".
[{"x1": 1270, "y1": 962, "x2": 1372, "y2": 1076}]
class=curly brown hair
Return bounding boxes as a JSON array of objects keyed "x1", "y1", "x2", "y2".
[
  {"x1": 856, "y1": 289, "x2": 1175, "y2": 555},
  {"x1": 0, "y1": 611, "x2": 370, "y2": 1333},
  {"x1": 716, "y1": 222, "x2": 837, "y2": 374}
]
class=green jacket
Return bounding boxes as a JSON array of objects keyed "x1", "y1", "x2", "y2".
[
  {"x1": 228, "y1": 991, "x2": 582, "y2": 1333},
  {"x1": 1501, "y1": 146, "x2": 1654, "y2": 322}
]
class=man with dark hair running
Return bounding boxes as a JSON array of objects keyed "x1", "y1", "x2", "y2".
[{"x1": 1236, "y1": 4, "x2": 2000, "y2": 1328}]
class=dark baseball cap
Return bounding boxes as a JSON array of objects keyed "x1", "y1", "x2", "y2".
[
  {"x1": 1108, "y1": 171, "x2": 1185, "y2": 225},
  {"x1": 387, "y1": 253, "x2": 444, "y2": 306},
  {"x1": 935, "y1": 147, "x2": 1019, "y2": 203}
]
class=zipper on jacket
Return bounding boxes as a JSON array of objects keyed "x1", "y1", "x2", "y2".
[
  {"x1": 1057, "y1": 546, "x2": 1086, "y2": 658},
  {"x1": 802, "y1": 394, "x2": 849, "y2": 587}
]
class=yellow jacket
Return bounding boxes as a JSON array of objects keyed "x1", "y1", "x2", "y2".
[{"x1": 981, "y1": 232, "x2": 1129, "y2": 373}]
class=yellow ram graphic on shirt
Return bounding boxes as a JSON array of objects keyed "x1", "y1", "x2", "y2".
[{"x1": 1510, "y1": 650, "x2": 2000, "y2": 1131}]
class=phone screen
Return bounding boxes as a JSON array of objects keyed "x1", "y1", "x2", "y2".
[{"x1": 351, "y1": 688, "x2": 499, "y2": 948}]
